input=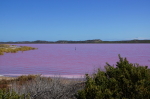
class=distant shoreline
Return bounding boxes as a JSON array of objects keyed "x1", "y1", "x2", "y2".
[
  {"x1": 0, "y1": 39, "x2": 150, "y2": 44},
  {"x1": 1, "y1": 43, "x2": 150, "y2": 44}
]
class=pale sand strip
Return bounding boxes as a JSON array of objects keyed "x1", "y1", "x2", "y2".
[{"x1": 0, "y1": 76, "x2": 16, "y2": 80}]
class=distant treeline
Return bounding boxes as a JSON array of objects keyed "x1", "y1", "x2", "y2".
[{"x1": 1, "y1": 39, "x2": 150, "y2": 44}]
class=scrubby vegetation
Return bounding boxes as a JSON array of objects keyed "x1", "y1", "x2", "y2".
[
  {"x1": 0, "y1": 90, "x2": 29, "y2": 99},
  {"x1": 0, "y1": 44, "x2": 10, "y2": 48},
  {"x1": 0, "y1": 75, "x2": 37, "y2": 99},
  {"x1": 0, "y1": 75, "x2": 84, "y2": 99},
  {"x1": 1, "y1": 55, "x2": 150, "y2": 99},
  {"x1": 0, "y1": 75, "x2": 38, "y2": 91},
  {"x1": 76, "y1": 55, "x2": 150, "y2": 99},
  {"x1": 0, "y1": 44, "x2": 37, "y2": 55}
]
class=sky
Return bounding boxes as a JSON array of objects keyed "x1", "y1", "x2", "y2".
[{"x1": 0, "y1": 0, "x2": 150, "y2": 41}]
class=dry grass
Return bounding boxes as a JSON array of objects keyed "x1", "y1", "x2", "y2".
[
  {"x1": 0, "y1": 75, "x2": 38, "y2": 90},
  {"x1": 0, "y1": 75, "x2": 84, "y2": 99},
  {"x1": 0, "y1": 75, "x2": 85, "y2": 99},
  {"x1": 10, "y1": 76, "x2": 84, "y2": 99},
  {"x1": 0, "y1": 44, "x2": 37, "y2": 55},
  {"x1": 0, "y1": 76, "x2": 16, "y2": 90},
  {"x1": 0, "y1": 44, "x2": 10, "y2": 48}
]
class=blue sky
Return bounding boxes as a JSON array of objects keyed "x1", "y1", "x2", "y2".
[{"x1": 0, "y1": 0, "x2": 150, "y2": 41}]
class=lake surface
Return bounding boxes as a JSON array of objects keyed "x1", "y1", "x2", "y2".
[{"x1": 0, "y1": 44, "x2": 150, "y2": 78}]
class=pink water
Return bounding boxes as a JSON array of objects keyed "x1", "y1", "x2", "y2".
[{"x1": 0, "y1": 44, "x2": 150, "y2": 78}]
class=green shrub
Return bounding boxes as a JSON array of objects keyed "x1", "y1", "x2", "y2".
[
  {"x1": 0, "y1": 89, "x2": 29, "y2": 99},
  {"x1": 76, "y1": 55, "x2": 150, "y2": 99}
]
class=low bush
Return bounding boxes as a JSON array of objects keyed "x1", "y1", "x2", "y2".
[
  {"x1": 10, "y1": 75, "x2": 84, "y2": 99},
  {"x1": 0, "y1": 89, "x2": 29, "y2": 99},
  {"x1": 76, "y1": 55, "x2": 150, "y2": 99}
]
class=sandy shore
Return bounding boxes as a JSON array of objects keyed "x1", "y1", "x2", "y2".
[
  {"x1": 0, "y1": 76, "x2": 16, "y2": 80},
  {"x1": 0, "y1": 75, "x2": 84, "y2": 81}
]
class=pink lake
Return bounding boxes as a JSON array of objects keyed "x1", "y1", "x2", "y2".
[{"x1": 0, "y1": 44, "x2": 150, "y2": 78}]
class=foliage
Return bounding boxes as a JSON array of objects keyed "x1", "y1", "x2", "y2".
[
  {"x1": 76, "y1": 55, "x2": 150, "y2": 99},
  {"x1": 0, "y1": 89, "x2": 29, "y2": 99},
  {"x1": 0, "y1": 75, "x2": 51, "y2": 98}
]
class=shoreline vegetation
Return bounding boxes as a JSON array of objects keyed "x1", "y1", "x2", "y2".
[
  {"x1": 0, "y1": 44, "x2": 37, "y2": 55},
  {"x1": 0, "y1": 39, "x2": 150, "y2": 44},
  {"x1": 1, "y1": 55, "x2": 150, "y2": 98},
  {"x1": 0, "y1": 75, "x2": 84, "y2": 99}
]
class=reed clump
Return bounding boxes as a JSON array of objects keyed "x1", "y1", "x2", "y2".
[
  {"x1": 0, "y1": 44, "x2": 10, "y2": 48},
  {"x1": 15, "y1": 75, "x2": 41, "y2": 85},
  {"x1": 0, "y1": 75, "x2": 40, "y2": 90},
  {"x1": 0, "y1": 44, "x2": 37, "y2": 55},
  {"x1": 0, "y1": 52, "x2": 4, "y2": 55},
  {"x1": 18, "y1": 46, "x2": 37, "y2": 51}
]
